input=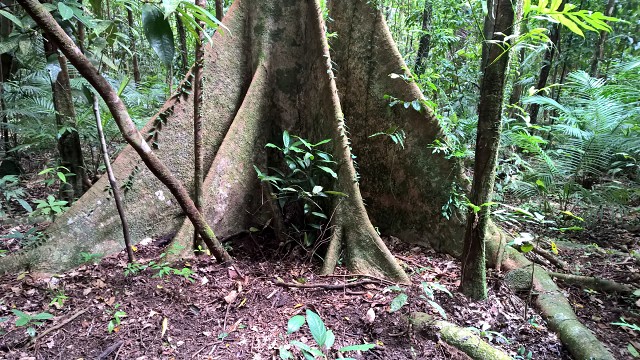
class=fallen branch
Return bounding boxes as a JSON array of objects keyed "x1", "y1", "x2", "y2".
[
  {"x1": 532, "y1": 247, "x2": 568, "y2": 270},
  {"x1": 30, "y1": 308, "x2": 88, "y2": 347},
  {"x1": 97, "y1": 339, "x2": 124, "y2": 360},
  {"x1": 410, "y1": 312, "x2": 511, "y2": 360},
  {"x1": 320, "y1": 273, "x2": 396, "y2": 285},
  {"x1": 548, "y1": 271, "x2": 636, "y2": 294},
  {"x1": 275, "y1": 279, "x2": 378, "y2": 290}
]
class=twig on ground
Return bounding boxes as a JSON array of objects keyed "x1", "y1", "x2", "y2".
[
  {"x1": 548, "y1": 271, "x2": 636, "y2": 293},
  {"x1": 97, "y1": 339, "x2": 124, "y2": 360},
  {"x1": 31, "y1": 308, "x2": 88, "y2": 347},
  {"x1": 533, "y1": 247, "x2": 568, "y2": 270}
]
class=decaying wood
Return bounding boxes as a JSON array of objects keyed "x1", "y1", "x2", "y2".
[{"x1": 275, "y1": 279, "x2": 379, "y2": 290}]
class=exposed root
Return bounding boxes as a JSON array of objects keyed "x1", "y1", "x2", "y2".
[
  {"x1": 320, "y1": 225, "x2": 342, "y2": 275},
  {"x1": 274, "y1": 279, "x2": 379, "y2": 290},
  {"x1": 487, "y1": 231, "x2": 616, "y2": 360},
  {"x1": 548, "y1": 271, "x2": 636, "y2": 294},
  {"x1": 410, "y1": 312, "x2": 511, "y2": 360},
  {"x1": 532, "y1": 247, "x2": 569, "y2": 270}
]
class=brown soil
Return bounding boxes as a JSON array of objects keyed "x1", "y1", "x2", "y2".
[{"x1": 0, "y1": 231, "x2": 571, "y2": 360}]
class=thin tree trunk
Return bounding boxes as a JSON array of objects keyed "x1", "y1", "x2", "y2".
[
  {"x1": 92, "y1": 94, "x2": 134, "y2": 263},
  {"x1": 529, "y1": 1, "x2": 565, "y2": 124},
  {"x1": 19, "y1": 0, "x2": 231, "y2": 263},
  {"x1": 127, "y1": 8, "x2": 141, "y2": 84},
  {"x1": 1, "y1": 0, "x2": 14, "y2": 153},
  {"x1": 590, "y1": 0, "x2": 616, "y2": 77},
  {"x1": 460, "y1": 0, "x2": 514, "y2": 300},
  {"x1": 193, "y1": 0, "x2": 206, "y2": 251},
  {"x1": 43, "y1": 36, "x2": 90, "y2": 202},
  {"x1": 413, "y1": 0, "x2": 432, "y2": 75},
  {"x1": 215, "y1": 0, "x2": 224, "y2": 20},
  {"x1": 175, "y1": 13, "x2": 189, "y2": 75}
]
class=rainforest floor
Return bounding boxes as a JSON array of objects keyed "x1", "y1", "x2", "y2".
[{"x1": 0, "y1": 215, "x2": 638, "y2": 360}]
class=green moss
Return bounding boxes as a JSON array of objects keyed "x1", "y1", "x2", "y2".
[{"x1": 504, "y1": 266, "x2": 533, "y2": 291}]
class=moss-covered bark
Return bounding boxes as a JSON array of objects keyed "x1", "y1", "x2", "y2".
[{"x1": 410, "y1": 312, "x2": 512, "y2": 360}]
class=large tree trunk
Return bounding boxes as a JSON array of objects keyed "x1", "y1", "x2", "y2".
[
  {"x1": 460, "y1": 0, "x2": 514, "y2": 300},
  {"x1": 0, "y1": 0, "x2": 13, "y2": 154},
  {"x1": 2, "y1": 0, "x2": 468, "y2": 283},
  {"x1": 43, "y1": 37, "x2": 90, "y2": 201}
]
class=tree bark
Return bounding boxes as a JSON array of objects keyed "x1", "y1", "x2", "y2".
[
  {"x1": 43, "y1": 36, "x2": 90, "y2": 202},
  {"x1": 18, "y1": 0, "x2": 230, "y2": 263},
  {"x1": 192, "y1": 0, "x2": 206, "y2": 252},
  {"x1": 126, "y1": 8, "x2": 141, "y2": 84},
  {"x1": 92, "y1": 94, "x2": 135, "y2": 263},
  {"x1": 589, "y1": 0, "x2": 616, "y2": 77},
  {"x1": 528, "y1": 1, "x2": 565, "y2": 124},
  {"x1": 0, "y1": 1, "x2": 13, "y2": 153},
  {"x1": 413, "y1": 0, "x2": 432, "y2": 75},
  {"x1": 215, "y1": 0, "x2": 224, "y2": 21},
  {"x1": 460, "y1": 0, "x2": 514, "y2": 300}
]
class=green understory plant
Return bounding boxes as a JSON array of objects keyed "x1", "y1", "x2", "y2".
[
  {"x1": 11, "y1": 309, "x2": 53, "y2": 337},
  {"x1": 106, "y1": 303, "x2": 126, "y2": 333},
  {"x1": 387, "y1": 281, "x2": 452, "y2": 319},
  {"x1": 33, "y1": 195, "x2": 69, "y2": 217},
  {"x1": 256, "y1": 131, "x2": 344, "y2": 247},
  {"x1": 0, "y1": 175, "x2": 31, "y2": 217},
  {"x1": 280, "y1": 309, "x2": 375, "y2": 359}
]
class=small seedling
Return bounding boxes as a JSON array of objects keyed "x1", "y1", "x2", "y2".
[
  {"x1": 49, "y1": 290, "x2": 68, "y2": 309},
  {"x1": 11, "y1": 309, "x2": 53, "y2": 337},
  {"x1": 106, "y1": 304, "x2": 126, "y2": 333},
  {"x1": 280, "y1": 309, "x2": 375, "y2": 359}
]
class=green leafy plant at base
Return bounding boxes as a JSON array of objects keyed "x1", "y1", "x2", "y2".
[
  {"x1": 123, "y1": 252, "x2": 195, "y2": 282},
  {"x1": 106, "y1": 303, "x2": 126, "y2": 333},
  {"x1": 49, "y1": 290, "x2": 68, "y2": 309},
  {"x1": 33, "y1": 195, "x2": 69, "y2": 217},
  {"x1": 386, "y1": 282, "x2": 452, "y2": 319},
  {"x1": 79, "y1": 252, "x2": 104, "y2": 264},
  {"x1": 280, "y1": 309, "x2": 375, "y2": 359},
  {"x1": 0, "y1": 227, "x2": 45, "y2": 249},
  {"x1": 38, "y1": 166, "x2": 72, "y2": 187},
  {"x1": 256, "y1": 131, "x2": 344, "y2": 247},
  {"x1": 11, "y1": 309, "x2": 53, "y2": 337},
  {"x1": 0, "y1": 175, "x2": 32, "y2": 217}
]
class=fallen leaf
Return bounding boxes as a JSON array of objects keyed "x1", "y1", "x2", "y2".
[
  {"x1": 83, "y1": 288, "x2": 92, "y2": 296},
  {"x1": 161, "y1": 317, "x2": 168, "y2": 337},
  {"x1": 365, "y1": 308, "x2": 376, "y2": 324},
  {"x1": 224, "y1": 290, "x2": 238, "y2": 304},
  {"x1": 105, "y1": 297, "x2": 115, "y2": 306}
]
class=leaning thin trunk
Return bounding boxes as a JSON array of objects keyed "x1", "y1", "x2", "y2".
[
  {"x1": 460, "y1": 0, "x2": 514, "y2": 300},
  {"x1": 192, "y1": 0, "x2": 206, "y2": 252},
  {"x1": 92, "y1": 94, "x2": 135, "y2": 263},
  {"x1": 19, "y1": 0, "x2": 231, "y2": 263},
  {"x1": 44, "y1": 36, "x2": 89, "y2": 202}
]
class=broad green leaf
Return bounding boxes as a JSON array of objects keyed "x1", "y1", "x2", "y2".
[
  {"x1": 16, "y1": 199, "x2": 32, "y2": 213},
  {"x1": 428, "y1": 300, "x2": 447, "y2": 319},
  {"x1": 390, "y1": 293, "x2": 408, "y2": 312},
  {"x1": 0, "y1": 9, "x2": 23, "y2": 28},
  {"x1": 32, "y1": 312, "x2": 53, "y2": 320},
  {"x1": 552, "y1": 14, "x2": 584, "y2": 37},
  {"x1": 317, "y1": 166, "x2": 337, "y2": 179},
  {"x1": 339, "y1": 343, "x2": 376, "y2": 352},
  {"x1": 287, "y1": 315, "x2": 305, "y2": 334},
  {"x1": 141, "y1": 4, "x2": 175, "y2": 69},
  {"x1": 628, "y1": 343, "x2": 639, "y2": 358},
  {"x1": 324, "y1": 329, "x2": 335, "y2": 349},
  {"x1": 305, "y1": 310, "x2": 327, "y2": 346},
  {"x1": 290, "y1": 340, "x2": 324, "y2": 358},
  {"x1": 520, "y1": 242, "x2": 534, "y2": 253},
  {"x1": 279, "y1": 346, "x2": 294, "y2": 359},
  {"x1": 283, "y1": 130, "x2": 291, "y2": 148},
  {"x1": 57, "y1": 2, "x2": 74, "y2": 21}
]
